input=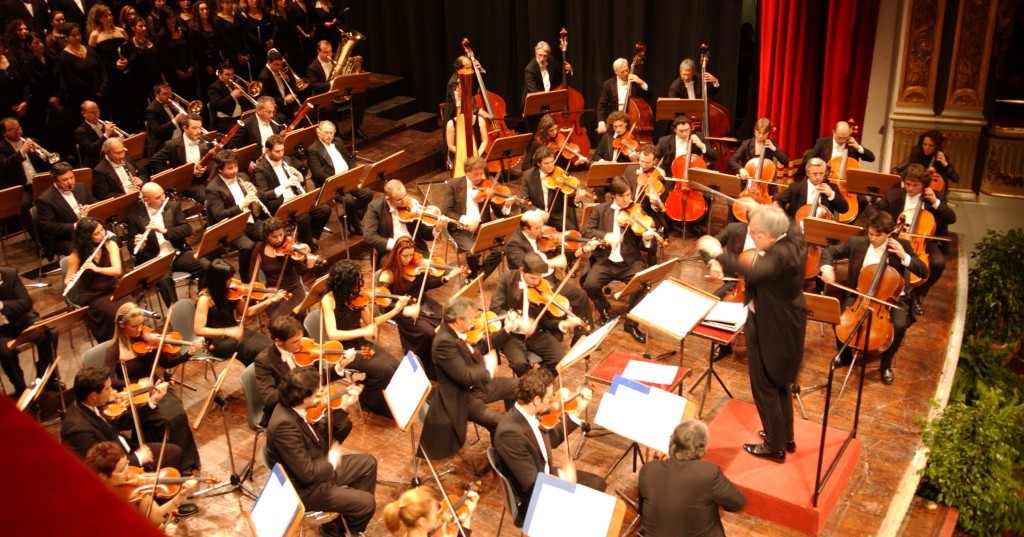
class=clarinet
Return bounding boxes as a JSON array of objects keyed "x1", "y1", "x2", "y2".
[
  {"x1": 241, "y1": 178, "x2": 273, "y2": 216},
  {"x1": 64, "y1": 231, "x2": 116, "y2": 297},
  {"x1": 133, "y1": 198, "x2": 170, "y2": 255}
]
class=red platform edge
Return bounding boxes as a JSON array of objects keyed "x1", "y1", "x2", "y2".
[{"x1": 704, "y1": 399, "x2": 861, "y2": 535}]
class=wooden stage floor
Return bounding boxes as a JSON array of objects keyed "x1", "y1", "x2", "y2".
[{"x1": 5, "y1": 153, "x2": 963, "y2": 536}]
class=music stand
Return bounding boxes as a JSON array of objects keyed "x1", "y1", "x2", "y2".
[
  {"x1": 655, "y1": 98, "x2": 704, "y2": 122},
  {"x1": 10, "y1": 307, "x2": 90, "y2": 423},
  {"x1": 522, "y1": 89, "x2": 568, "y2": 118},
  {"x1": 16, "y1": 355, "x2": 60, "y2": 412},
  {"x1": 688, "y1": 168, "x2": 742, "y2": 230},
  {"x1": 283, "y1": 124, "x2": 318, "y2": 157},
  {"x1": 792, "y1": 292, "x2": 843, "y2": 419},
  {"x1": 360, "y1": 150, "x2": 404, "y2": 190},
  {"x1": 233, "y1": 144, "x2": 260, "y2": 173},
  {"x1": 802, "y1": 217, "x2": 863, "y2": 247},
  {"x1": 331, "y1": 72, "x2": 372, "y2": 153},
  {"x1": 274, "y1": 188, "x2": 319, "y2": 224},
  {"x1": 484, "y1": 133, "x2": 532, "y2": 184},
  {"x1": 292, "y1": 274, "x2": 329, "y2": 315},
  {"x1": 196, "y1": 211, "x2": 251, "y2": 260},
  {"x1": 617, "y1": 258, "x2": 683, "y2": 359},
  {"x1": 111, "y1": 252, "x2": 175, "y2": 312},
  {"x1": 151, "y1": 163, "x2": 196, "y2": 197},
  {"x1": 587, "y1": 162, "x2": 631, "y2": 191},
  {"x1": 0, "y1": 186, "x2": 23, "y2": 264},
  {"x1": 122, "y1": 132, "x2": 147, "y2": 161},
  {"x1": 88, "y1": 191, "x2": 140, "y2": 233},
  {"x1": 846, "y1": 169, "x2": 900, "y2": 197},
  {"x1": 32, "y1": 168, "x2": 93, "y2": 201},
  {"x1": 317, "y1": 166, "x2": 366, "y2": 259},
  {"x1": 469, "y1": 215, "x2": 520, "y2": 262}
]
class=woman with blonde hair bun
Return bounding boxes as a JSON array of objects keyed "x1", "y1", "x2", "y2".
[{"x1": 382, "y1": 486, "x2": 479, "y2": 537}]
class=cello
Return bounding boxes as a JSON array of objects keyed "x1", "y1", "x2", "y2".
[
  {"x1": 552, "y1": 29, "x2": 591, "y2": 160},
  {"x1": 899, "y1": 199, "x2": 935, "y2": 288},
  {"x1": 833, "y1": 223, "x2": 906, "y2": 353},
  {"x1": 461, "y1": 38, "x2": 519, "y2": 172},
  {"x1": 665, "y1": 134, "x2": 708, "y2": 223},
  {"x1": 732, "y1": 144, "x2": 774, "y2": 222},
  {"x1": 697, "y1": 44, "x2": 737, "y2": 174},
  {"x1": 623, "y1": 43, "x2": 655, "y2": 144},
  {"x1": 827, "y1": 119, "x2": 862, "y2": 223}
]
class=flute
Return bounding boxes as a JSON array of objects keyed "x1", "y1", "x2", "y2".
[
  {"x1": 133, "y1": 197, "x2": 170, "y2": 255},
  {"x1": 64, "y1": 231, "x2": 116, "y2": 297}
]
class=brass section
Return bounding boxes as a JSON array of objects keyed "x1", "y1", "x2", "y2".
[
  {"x1": 982, "y1": 131, "x2": 1024, "y2": 198},
  {"x1": 945, "y1": 0, "x2": 999, "y2": 110},
  {"x1": 891, "y1": 126, "x2": 979, "y2": 193},
  {"x1": 897, "y1": 0, "x2": 945, "y2": 107}
]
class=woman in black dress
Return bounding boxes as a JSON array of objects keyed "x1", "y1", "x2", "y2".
[
  {"x1": 46, "y1": 12, "x2": 69, "y2": 57},
  {"x1": 64, "y1": 217, "x2": 130, "y2": 341},
  {"x1": 156, "y1": 7, "x2": 197, "y2": 100},
  {"x1": 189, "y1": 0, "x2": 220, "y2": 92},
  {"x1": 124, "y1": 17, "x2": 164, "y2": 130},
  {"x1": 0, "y1": 40, "x2": 29, "y2": 127},
  {"x1": 87, "y1": 5, "x2": 134, "y2": 130},
  {"x1": 284, "y1": 0, "x2": 314, "y2": 68},
  {"x1": 57, "y1": 23, "x2": 107, "y2": 113},
  {"x1": 214, "y1": 0, "x2": 249, "y2": 73},
  {"x1": 252, "y1": 217, "x2": 320, "y2": 322},
  {"x1": 3, "y1": 20, "x2": 31, "y2": 61},
  {"x1": 241, "y1": 0, "x2": 274, "y2": 70},
  {"x1": 192, "y1": 258, "x2": 278, "y2": 366},
  {"x1": 23, "y1": 33, "x2": 72, "y2": 155}
]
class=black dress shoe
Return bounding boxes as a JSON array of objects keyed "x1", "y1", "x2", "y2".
[
  {"x1": 596, "y1": 309, "x2": 611, "y2": 326},
  {"x1": 625, "y1": 324, "x2": 646, "y2": 344},
  {"x1": 913, "y1": 296, "x2": 924, "y2": 316},
  {"x1": 711, "y1": 345, "x2": 733, "y2": 362},
  {"x1": 176, "y1": 503, "x2": 199, "y2": 517},
  {"x1": 355, "y1": 128, "x2": 367, "y2": 141},
  {"x1": 881, "y1": 368, "x2": 895, "y2": 385},
  {"x1": 743, "y1": 442, "x2": 786, "y2": 463},
  {"x1": 758, "y1": 430, "x2": 796, "y2": 453}
]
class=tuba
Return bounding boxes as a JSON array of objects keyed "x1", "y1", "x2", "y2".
[{"x1": 330, "y1": 29, "x2": 365, "y2": 104}]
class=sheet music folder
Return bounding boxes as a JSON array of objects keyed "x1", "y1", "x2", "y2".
[
  {"x1": 383, "y1": 351, "x2": 431, "y2": 432},
  {"x1": 593, "y1": 375, "x2": 690, "y2": 454},
  {"x1": 246, "y1": 463, "x2": 304, "y2": 537},
  {"x1": 524, "y1": 473, "x2": 625, "y2": 537}
]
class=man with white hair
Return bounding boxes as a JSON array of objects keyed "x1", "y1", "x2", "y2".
[
  {"x1": 596, "y1": 58, "x2": 649, "y2": 134},
  {"x1": 92, "y1": 137, "x2": 148, "y2": 200}
]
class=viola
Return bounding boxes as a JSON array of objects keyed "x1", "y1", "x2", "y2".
[
  {"x1": 721, "y1": 249, "x2": 755, "y2": 304},
  {"x1": 102, "y1": 380, "x2": 171, "y2": 419},
  {"x1": 834, "y1": 222, "x2": 906, "y2": 353},
  {"x1": 826, "y1": 118, "x2": 862, "y2": 223},
  {"x1": 464, "y1": 310, "x2": 505, "y2": 345},
  {"x1": 543, "y1": 167, "x2": 595, "y2": 201},
  {"x1": 304, "y1": 377, "x2": 367, "y2": 424},
  {"x1": 348, "y1": 286, "x2": 415, "y2": 309},
  {"x1": 293, "y1": 338, "x2": 374, "y2": 367},
  {"x1": 665, "y1": 139, "x2": 709, "y2": 223},
  {"x1": 547, "y1": 132, "x2": 588, "y2": 164},
  {"x1": 117, "y1": 467, "x2": 193, "y2": 502},
  {"x1": 615, "y1": 202, "x2": 669, "y2": 246},
  {"x1": 534, "y1": 226, "x2": 590, "y2": 252},
  {"x1": 538, "y1": 387, "x2": 582, "y2": 431},
  {"x1": 227, "y1": 278, "x2": 292, "y2": 302},
  {"x1": 274, "y1": 236, "x2": 325, "y2": 267},
  {"x1": 636, "y1": 166, "x2": 665, "y2": 197},
  {"x1": 131, "y1": 326, "x2": 210, "y2": 355},
  {"x1": 472, "y1": 179, "x2": 529, "y2": 207},
  {"x1": 525, "y1": 278, "x2": 589, "y2": 329},
  {"x1": 612, "y1": 125, "x2": 641, "y2": 158},
  {"x1": 551, "y1": 29, "x2": 592, "y2": 161},
  {"x1": 403, "y1": 252, "x2": 467, "y2": 279}
]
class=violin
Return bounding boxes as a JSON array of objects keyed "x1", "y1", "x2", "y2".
[
  {"x1": 274, "y1": 236, "x2": 325, "y2": 267},
  {"x1": 721, "y1": 249, "x2": 755, "y2": 304},
  {"x1": 615, "y1": 202, "x2": 669, "y2": 246},
  {"x1": 304, "y1": 377, "x2": 367, "y2": 424},
  {"x1": 472, "y1": 179, "x2": 529, "y2": 207},
  {"x1": 395, "y1": 202, "x2": 461, "y2": 229},
  {"x1": 227, "y1": 278, "x2": 292, "y2": 302},
  {"x1": 612, "y1": 125, "x2": 641, "y2": 157},
  {"x1": 636, "y1": 166, "x2": 665, "y2": 197},
  {"x1": 348, "y1": 286, "x2": 415, "y2": 309},
  {"x1": 827, "y1": 118, "x2": 862, "y2": 223},
  {"x1": 403, "y1": 252, "x2": 468, "y2": 279},
  {"x1": 543, "y1": 167, "x2": 595, "y2": 201},
  {"x1": 293, "y1": 338, "x2": 374, "y2": 367},
  {"x1": 834, "y1": 221, "x2": 906, "y2": 353},
  {"x1": 116, "y1": 466, "x2": 212, "y2": 503},
  {"x1": 101, "y1": 380, "x2": 171, "y2": 419},
  {"x1": 534, "y1": 226, "x2": 590, "y2": 252},
  {"x1": 131, "y1": 326, "x2": 210, "y2": 355},
  {"x1": 525, "y1": 278, "x2": 589, "y2": 329},
  {"x1": 464, "y1": 310, "x2": 505, "y2": 345},
  {"x1": 538, "y1": 387, "x2": 582, "y2": 431},
  {"x1": 435, "y1": 487, "x2": 479, "y2": 537},
  {"x1": 547, "y1": 132, "x2": 588, "y2": 164}
]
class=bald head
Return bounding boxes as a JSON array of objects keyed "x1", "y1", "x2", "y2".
[{"x1": 140, "y1": 182, "x2": 166, "y2": 209}]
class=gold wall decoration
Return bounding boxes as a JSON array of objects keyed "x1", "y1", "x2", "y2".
[
  {"x1": 945, "y1": 0, "x2": 998, "y2": 110},
  {"x1": 897, "y1": 0, "x2": 945, "y2": 107},
  {"x1": 983, "y1": 125, "x2": 1024, "y2": 198},
  {"x1": 892, "y1": 126, "x2": 980, "y2": 193}
]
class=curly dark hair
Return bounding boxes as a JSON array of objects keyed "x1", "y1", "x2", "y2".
[
  {"x1": 326, "y1": 260, "x2": 363, "y2": 315},
  {"x1": 72, "y1": 217, "x2": 108, "y2": 261}
]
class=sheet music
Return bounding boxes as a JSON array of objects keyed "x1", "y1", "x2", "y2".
[
  {"x1": 620, "y1": 359, "x2": 679, "y2": 385},
  {"x1": 251, "y1": 464, "x2": 301, "y2": 537},
  {"x1": 384, "y1": 351, "x2": 431, "y2": 431},
  {"x1": 524, "y1": 473, "x2": 617, "y2": 537},
  {"x1": 593, "y1": 375, "x2": 689, "y2": 453},
  {"x1": 628, "y1": 280, "x2": 717, "y2": 340},
  {"x1": 701, "y1": 301, "x2": 747, "y2": 331}
]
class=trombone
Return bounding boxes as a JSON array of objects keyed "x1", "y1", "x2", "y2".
[
  {"x1": 220, "y1": 70, "x2": 262, "y2": 107},
  {"x1": 169, "y1": 91, "x2": 204, "y2": 116},
  {"x1": 269, "y1": 48, "x2": 309, "y2": 93},
  {"x1": 98, "y1": 119, "x2": 130, "y2": 138},
  {"x1": 20, "y1": 137, "x2": 60, "y2": 164}
]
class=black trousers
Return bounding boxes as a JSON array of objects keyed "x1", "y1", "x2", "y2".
[
  {"x1": 150, "y1": 250, "x2": 210, "y2": 307},
  {"x1": 0, "y1": 328, "x2": 56, "y2": 395},
  {"x1": 490, "y1": 329, "x2": 565, "y2": 377},
  {"x1": 344, "y1": 340, "x2": 398, "y2": 418},
  {"x1": 468, "y1": 377, "x2": 517, "y2": 438},
  {"x1": 837, "y1": 295, "x2": 912, "y2": 371},
  {"x1": 582, "y1": 259, "x2": 648, "y2": 328},
  {"x1": 299, "y1": 453, "x2": 377, "y2": 534},
  {"x1": 449, "y1": 228, "x2": 503, "y2": 278},
  {"x1": 746, "y1": 313, "x2": 794, "y2": 452}
]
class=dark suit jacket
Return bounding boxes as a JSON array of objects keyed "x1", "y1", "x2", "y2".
[
  {"x1": 865, "y1": 187, "x2": 957, "y2": 231},
  {"x1": 591, "y1": 131, "x2": 633, "y2": 163},
  {"x1": 420, "y1": 322, "x2": 491, "y2": 459},
  {"x1": 441, "y1": 177, "x2": 500, "y2": 228},
  {"x1": 149, "y1": 136, "x2": 213, "y2": 174},
  {"x1": 596, "y1": 77, "x2": 649, "y2": 124},
  {"x1": 73, "y1": 121, "x2": 106, "y2": 169},
  {"x1": 256, "y1": 65, "x2": 298, "y2": 115},
  {"x1": 520, "y1": 167, "x2": 578, "y2": 231},
  {"x1": 207, "y1": 78, "x2": 246, "y2": 119},
  {"x1": 638, "y1": 458, "x2": 746, "y2": 537},
  {"x1": 361, "y1": 196, "x2": 431, "y2": 256},
  {"x1": 489, "y1": 270, "x2": 562, "y2": 334},
  {"x1": 306, "y1": 137, "x2": 354, "y2": 186},
  {"x1": 51, "y1": 0, "x2": 93, "y2": 26},
  {"x1": 581, "y1": 201, "x2": 652, "y2": 266},
  {"x1": 253, "y1": 345, "x2": 354, "y2": 434},
  {"x1": 206, "y1": 174, "x2": 272, "y2": 224},
  {"x1": 265, "y1": 402, "x2": 335, "y2": 491},
  {"x1": 124, "y1": 199, "x2": 193, "y2": 263},
  {"x1": 144, "y1": 99, "x2": 181, "y2": 155},
  {"x1": 655, "y1": 133, "x2": 719, "y2": 168},
  {"x1": 773, "y1": 179, "x2": 849, "y2": 220},
  {"x1": 3, "y1": 0, "x2": 49, "y2": 33},
  {"x1": 0, "y1": 137, "x2": 47, "y2": 188},
  {"x1": 504, "y1": 228, "x2": 533, "y2": 271},
  {"x1": 0, "y1": 266, "x2": 42, "y2": 337},
  {"x1": 36, "y1": 184, "x2": 97, "y2": 252},
  {"x1": 60, "y1": 401, "x2": 153, "y2": 465},
  {"x1": 667, "y1": 77, "x2": 718, "y2": 100},
  {"x1": 726, "y1": 137, "x2": 789, "y2": 174},
  {"x1": 522, "y1": 57, "x2": 563, "y2": 103},
  {"x1": 806, "y1": 135, "x2": 875, "y2": 163},
  {"x1": 229, "y1": 113, "x2": 284, "y2": 149},
  {"x1": 92, "y1": 157, "x2": 149, "y2": 200},
  {"x1": 820, "y1": 235, "x2": 928, "y2": 291},
  {"x1": 252, "y1": 155, "x2": 307, "y2": 214},
  {"x1": 493, "y1": 407, "x2": 577, "y2": 515},
  {"x1": 306, "y1": 58, "x2": 333, "y2": 94}
]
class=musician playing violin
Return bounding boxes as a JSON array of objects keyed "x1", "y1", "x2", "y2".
[
  {"x1": 520, "y1": 114, "x2": 587, "y2": 173},
  {"x1": 85, "y1": 442, "x2": 199, "y2": 525},
  {"x1": 819, "y1": 212, "x2": 928, "y2": 385},
  {"x1": 254, "y1": 316, "x2": 358, "y2": 440},
  {"x1": 383, "y1": 486, "x2": 479, "y2": 537},
  {"x1": 864, "y1": 164, "x2": 956, "y2": 316},
  {"x1": 194, "y1": 259, "x2": 277, "y2": 366},
  {"x1": 489, "y1": 252, "x2": 586, "y2": 377},
  {"x1": 592, "y1": 110, "x2": 637, "y2": 165},
  {"x1": 520, "y1": 146, "x2": 583, "y2": 233},
  {"x1": 265, "y1": 367, "x2": 377, "y2": 537},
  {"x1": 377, "y1": 236, "x2": 463, "y2": 380},
  {"x1": 362, "y1": 179, "x2": 435, "y2": 265},
  {"x1": 441, "y1": 155, "x2": 512, "y2": 281},
  {"x1": 667, "y1": 58, "x2": 719, "y2": 100},
  {"x1": 581, "y1": 176, "x2": 654, "y2": 344},
  {"x1": 656, "y1": 115, "x2": 718, "y2": 235},
  {"x1": 104, "y1": 302, "x2": 203, "y2": 473},
  {"x1": 493, "y1": 368, "x2": 606, "y2": 527},
  {"x1": 772, "y1": 157, "x2": 848, "y2": 220},
  {"x1": 596, "y1": 58, "x2": 649, "y2": 135},
  {"x1": 253, "y1": 217, "x2": 319, "y2": 322}
]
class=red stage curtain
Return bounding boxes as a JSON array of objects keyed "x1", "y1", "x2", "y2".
[{"x1": 819, "y1": 0, "x2": 881, "y2": 138}]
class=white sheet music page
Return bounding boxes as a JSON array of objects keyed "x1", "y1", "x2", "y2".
[
  {"x1": 383, "y1": 351, "x2": 431, "y2": 431},
  {"x1": 628, "y1": 280, "x2": 717, "y2": 340},
  {"x1": 620, "y1": 359, "x2": 679, "y2": 385},
  {"x1": 524, "y1": 473, "x2": 616, "y2": 537},
  {"x1": 701, "y1": 301, "x2": 747, "y2": 330},
  {"x1": 594, "y1": 375, "x2": 688, "y2": 453}
]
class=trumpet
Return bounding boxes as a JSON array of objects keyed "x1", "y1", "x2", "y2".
[
  {"x1": 169, "y1": 91, "x2": 204, "y2": 116},
  {"x1": 20, "y1": 137, "x2": 60, "y2": 164},
  {"x1": 98, "y1": 119, "x2": 130, "y2": 138},
  {"x1": 221, "y1": 71, "x2": 262, "y2": 107}
]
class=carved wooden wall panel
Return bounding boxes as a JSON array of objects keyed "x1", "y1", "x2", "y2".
[
  {"x1": 945, "y1": 0, "x2": 999, "y2": 110},
  {"x1": 897, "y1": 0, "x2": 945, "y2": 107}
]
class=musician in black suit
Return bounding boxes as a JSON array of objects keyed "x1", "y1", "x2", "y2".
[
  {"x1": 667, "y1": 58, "x2": 720, "y2": 100},
  {"x1": 656, "y1": 115, "x2": 719, "y2": 234},
  {"x1": 254, "y1": 316, "x2": 356, "y2": 439},
  {"x1": 0, "y1": 117, "x2": 46, "y2": 239},
  {"x1": 591, "y1": 110, "x2": 637, "y2": 167},
  {"x1": 519, "y1": 146, "x2": 581, "y2": 233},
  {"x1": 35, "y1": 161, "x2": 97, "y2": 258},
  {"x1": 443, "y1": 55, "x2": 481, "y2": 125},
  {"x1": 92, "y1": 137, "x2": 148, "y2": 200},
  {"x1": 306, "y1": 120, "x2": 372, "y2": 235},
  {"x1": 727, "y1": 117, "x2": 789, "y2": 176},
  {"x1": 148, "y1": 114, "x2": 211, "y2": 203},
  {"x1": 207, "y1": 63, "x2": 249, "y2": 135},
  {"x1": 806, "y1": 120, "x2": 876, "y2": 164},
  {"x1": 60, "y1": 366, "x2": 184, "y2": 470},
  {"x1": 697, "y1": 204, "x2": 806, "y2": 462},
  {"x1": 522, "y1": 41, "x2": 568, "y2": 102},
  {"x1": 265, "y1": 367, "x2": 376, "y2": 537},
  {"x1": 442, "y1": 155, "x2": 514, "y2": 281},
  {"x1": 73, "y1": 101, "x2": 119, "y2": 169},
  {"x1": 229, "y1": 96, "x2": 283, "y2": 150},
  {"x1": 701, "y1": 220, "x2": 752, "y2": 362},
  {"x1": 580, "y1": 176, "x2": 653, "y2": 343},
  {"x1": 638, "y1": 420, "x2": 746, "y2": 537},
  {"x1": 205, "y1": 150, "x2": 271, "y2": 281},
  {"x1": 306, "y1": 41, "x2": 341, "y2": 124},
  {"x1": 773, "y1": 157, "x2": 849, "y2": 220},
  {"x1": 596, "y1": 58, "x2": 649, "y2": 135},
  {"x1": 51, "y1": 0, "x2": 93, "y2": 31},
  {"x1": 256, "y1": 49, "x2": 299, "y2": 122},
  {"x1": 0, "y1": 266, "x2": 57, "y2": 397},
  {"x1": 144, "y1": 83, "x2": 187, "y2": 156},
  {"x1": 863, "y1": 164, "x2": 955, "y2": 315},
  {"x1": 420, "y1": 296, "x2": 516, "y2": 460},
  {"x1": 820, "y1": 212, "x2": 928, "y2": 385},
  {"x1": 362, "y1": 179, "x2": 434, "y2": 263},
  {"x1": 493, "y1": 368, "x2": 606, "y2": 527},
  {"x1": 126, "y1": 183, "x2": 208, "y2": 307},
  {"x1": 251, "y1": 134, "x2": 330, "y2": 246}
]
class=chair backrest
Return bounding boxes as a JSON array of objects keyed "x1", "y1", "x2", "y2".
[
  {"x1": 304, "y1": 309, "x2": 324, "y2": 343},
  {"x1": 486, "y1": 446, "x2": 520, "y2": 525},
  {"x1": 259, "y1": 444, "x2": 274, "y2": 470},
  {"x1": 28, "y1": 205, "x2": 41, "y2": 249},
  {"x1": 83, "y1": 341, "x2": 111, "y2": 370},
  {"x1": 59, "y1": 256, "x2": 80, "y2": 308},
  {"x1": 169, "y1": 298, "x2": 198, "y2": 341},
  {"x1": 239, "y1": 363, "x2": 265, "y2": 433}
]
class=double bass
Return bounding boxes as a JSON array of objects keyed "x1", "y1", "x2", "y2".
[
  {"x1": 552, "y1": 29, "x2": 591, "y2": 160},
  {"x1": 697, "y1": 44, "x2": 737, "y2": 174},
  {"x1": 623, "y1": 43, "x2": 654, "y2": 144},
  {"x1": 665, "y1": 134, "x2": 708, "y2": 222},
  {"x1": 461, "y1": 38, "x2": 519, "y2": 172}
]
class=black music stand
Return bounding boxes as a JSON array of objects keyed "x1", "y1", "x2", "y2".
[
  {"x1": 196, "y1": 211, "x2": 250, "y2": 260},
  {"x1": 331, "y1": 72, "x2": 372, "y2": 153},
  {"x1": 360, "y1": 150, "x2": 404, "y2": 190},
  {"x1": 10, "y1": 307, "x2": 90, "y2": 423},
  {"x1": 655, "y1": 98, "x2": 704, "y2": 122},
  {"x1": 587, "y1": 162, "x2": 631, "y2": 191},
  {"x1": 233, "y1": 144, "x2": 260, "y2": 174},
  {"x1": 484, "y1": 133, "x2": 532, "y2": 184},
  {"x1": 618, "y1": 258, "x2": 682, "y2": 359},
  {"x1": 274, "y1": 189, "x2": 320, "y2": 237},
  {"x1": 302, "y1": 88, "x2": 343, "y2": 130},
  {"x1": 112, "y1": 251, "x2": 175, "y2": 313},
  {"x1": 469, "y1": 214, "x2": 520, "y2": 268},
  {"x1": 522, "y1": 89, "x2": 568, "y2": 118},
  {"x1": 792, "y1": 292, "x2": 843, "y2": 419},
  {"x1": 845, "y1": 169, "x2": 900, "y2": 197},
  {"x1": 0, "y1": 186, "x2": 23, "y2": 265},
  {"x1": 151, "y1": 163, "x2": 196, "y2": 198},
  {"x1": 283, "y1": 124, "x2": 319, "y2": 157},
  {"x1": 15, "y1": 355, "x2": 60, "y2": 412},
  {"x1": 317, "y1": 166, "x2": 366, "y2": 259},
  {"x1": 688, "y1": 168, "x2": 742, "y2": 231}
]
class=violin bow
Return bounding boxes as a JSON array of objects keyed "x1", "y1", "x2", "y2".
[
  {"x1": 143, "y1": 428, "x2": 171, "y2": 522},
  {"x1": 237, "y1": 254, "x2": 265, "y2": 328},
  {"x1": 415, "y1": 233, "x2": 441, "y2": 309},
  {"x1": 409, "y1": 180, "x2": 433, "y2": 243},
  {"x1": 560, "y1": 195, "x2": 568, "y2": 259},
  {"x1": 421, "y1": 447, "x2": 470, "y2": 537},
  {"x1": 476, "y1": 279, "x2": 496, "y2": 355},
  {"x1": 146, "y1": 303, "x2": 176, "y2": 384},
  {"x1": 273, "y1": 226, "x2": 301, "y2": 294},
  {"x1": 528, "y1": 254, "x2": 584, "y2": 338},
  {"x1": 120, "y1": 360, "x2": 147, "y2": 446}
]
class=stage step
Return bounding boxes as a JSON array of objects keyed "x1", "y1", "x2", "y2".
[
  {"x1": 368, "y1": 96, "x2": 419, "y2": 121},
  {"x1": 366, "y1": 73, "x2": 409, "y2": 107},
  {"x1": 899, "y1": 497, "x2": 960, "y2": 537},
  {"x1": 402, "y1": 111, "x2": 441, "y2": 132}
]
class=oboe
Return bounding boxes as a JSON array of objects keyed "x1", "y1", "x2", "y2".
[{"x1": 133, "y1": 198, "x2": 170, "y2": 255}]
